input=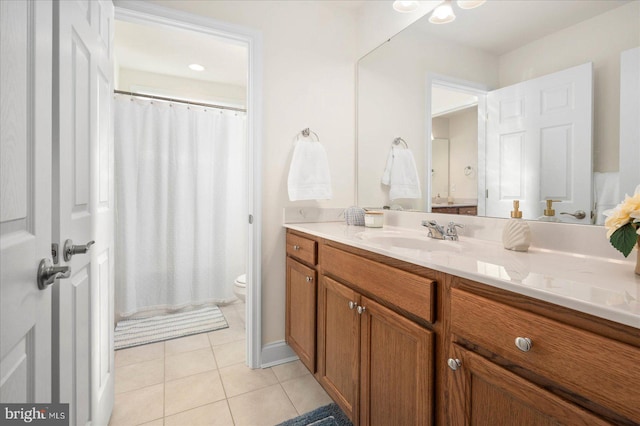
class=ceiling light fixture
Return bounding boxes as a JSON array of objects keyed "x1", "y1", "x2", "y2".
[
  {"x1": 188, "y1": 63, "x2": 205, "y2": 71},
  {"x1": 456, "y1": 0, "x2": 486, "y2": 9},
  {"x1": 393, "y1": 1, "x2": 419, "y2": 13},
  {"x1": 429, "y1": 0, "x2": 456, "y2": 24}
]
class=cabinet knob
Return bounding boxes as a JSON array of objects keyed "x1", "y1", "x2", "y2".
[
  {"x1": 356, "y1": 305, "x2": 366, "y2": 315},
  {"x1": 293, "y1": 245, "x2": 300, "y2": 251},
  {"x1": 447, "y1": 358, "x2": 462, "y2": 371},
  {"x1": 515, "y1": 337, "x2": 532, "y2": 352},
  {"x1": 348, "y1": 301, "x2": 357, "y2": 310},
  {"x1": 305, "y1": 276, "x2": 313, "y2": 283}
]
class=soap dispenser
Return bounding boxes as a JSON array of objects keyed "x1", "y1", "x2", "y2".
[
  {"x1": 538, "y1": 199, "x2": 561, "y2": 222},
  {"x1": 502, "y1": 200, "x2": 531, "y2": 252}
]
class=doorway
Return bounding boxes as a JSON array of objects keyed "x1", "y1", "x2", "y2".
[
  {"x1": 114, "y1": 3, "x2": 263, "y2": 368},
  {"x1": 425, "y1": 74, "x2": 487, "y2": 213}
]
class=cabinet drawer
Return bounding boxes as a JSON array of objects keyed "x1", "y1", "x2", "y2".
[
  {"x1": 432, "y1": 206, "x2": 458, "y2": 214},
  {"x1": 451, "y1": 288, "x2": 640, "y2": 423},
  {"x1": 321, "y1": 245, "x2": 435, "y2": 323},
  {"x1": 458, "y1": 206, "x2": 477, "y2": 215},
  {"x1": 287, "y1": 232, "x2": 317, "y2": 265}
]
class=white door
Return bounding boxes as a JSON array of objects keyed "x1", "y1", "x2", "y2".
[
  {"x1": 53, "y1": 1, "x2": 114, "y2": 425},
  {"x1": 619, "y1": 47, "x2": 640, "y2": 198},
  {"x1": 485, "y1": 62, "x2": 593, "y2": 222},
  {"x1": 0, "y1": 0, "x2": 53, "y2": 404}
]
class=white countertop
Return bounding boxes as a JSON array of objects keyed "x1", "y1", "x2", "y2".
[{"x1": 284, "y1": 222, "x2": 640, "y2": 329}]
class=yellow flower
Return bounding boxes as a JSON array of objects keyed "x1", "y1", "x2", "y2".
[{"x1": 604, "y1": 185, "x2": 640, "y2": 239}]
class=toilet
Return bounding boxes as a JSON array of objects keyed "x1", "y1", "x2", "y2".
[{"x1": 233, "y1": 274, "x2": 246, "y2": 302}]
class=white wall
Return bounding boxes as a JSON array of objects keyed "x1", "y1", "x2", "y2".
[
  {"x1": 499, "y1": 1, "x2": 640, "y2": 172},
  {"x1": 117, "y1": 67, "x2": 247, "y2": 107},
  {"x1": 144, "y1": 0, "x2": 357, "y2": 347}
]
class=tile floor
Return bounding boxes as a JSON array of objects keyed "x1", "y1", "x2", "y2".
[{"x1": 109, "y1": 302, "x2": 332, "y2": 426}]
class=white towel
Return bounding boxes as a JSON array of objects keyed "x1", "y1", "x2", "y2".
[
  {"x1": 381, "y1": 147, "x2": 421, "y2": 200},
  {"x1": 287, "y1": 139, "x2": 332, "y2": 201},
  {"x1": 594, "y1": 172, "x2": 620, "y2": 225}
]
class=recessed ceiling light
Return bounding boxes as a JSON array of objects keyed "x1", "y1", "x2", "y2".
[
  {"x1": 189, "y1": 63, "x2": 205, "y2": 71},
  {"x1": 393, "y1": 1, "x2": 419, "y2": 13}
]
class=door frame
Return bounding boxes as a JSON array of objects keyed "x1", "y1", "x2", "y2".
[
  {"x1": 425, "y1": 73, "x2": 488, "y2": 214},
  {"x1": 113, "y1": 0, "x2": 264, "y2": 368}
]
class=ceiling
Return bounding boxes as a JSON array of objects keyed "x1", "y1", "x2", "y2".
[
  {"x1": 413, "y1": 0, "x2": 630, "y2": 55},
  {"x1": 114, "y1": 1, "x2": 630, "y2": 86},
  {"x1": 114, "y1": 19, "x2": 248, "y2": 87}
]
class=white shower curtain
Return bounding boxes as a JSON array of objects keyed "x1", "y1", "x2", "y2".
[{"x1": 114, "y1": 95, "x2": 246, "y2": 318}]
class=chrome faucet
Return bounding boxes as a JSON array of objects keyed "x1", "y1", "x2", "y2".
[
  {"x1": 422, "y1": 220, "x2": 464, "y2": 241},
  {"x1": 422, "y1": 220, "x2": 445, "y2": 239}
]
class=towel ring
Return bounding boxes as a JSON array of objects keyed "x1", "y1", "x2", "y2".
[
  {"x1": 393, "y1": 137, "x2": 408, "y2": 148},
  {"x1": 297, "y1": 128, "x2": 320, "y2": 142}
]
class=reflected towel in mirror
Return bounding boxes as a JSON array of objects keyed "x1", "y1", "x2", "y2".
[{"x1": 381, "y1": 146, "x2": 421, "y2": 200}]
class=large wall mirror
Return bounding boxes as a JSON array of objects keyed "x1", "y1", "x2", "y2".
[{"x1": 357, "y1": 0, "x2": 639, "y2": 224}]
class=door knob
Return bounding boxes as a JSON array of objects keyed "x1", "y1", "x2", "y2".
[
  {"x1": 305, "y1": 276, "x2": 313, "y2": 283},
  {"x1": 37, "y1": 258, "x2": 71, "y2": 290},
  {"x1": 348, "y1": 301, "x2": 357, "y2": 310},
  {"x1": 356, "y1": 305, "x2": 366, "y2": 315},
  {"x1": 63, "y1": 239, "x2": 95, "y2": 261}
]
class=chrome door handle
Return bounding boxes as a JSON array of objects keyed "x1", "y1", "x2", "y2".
[
  {"x1": 305, "y1": 276, "x2": 313, "y2": 283},
  {"x1": 348, "y1": 301, "x2": 357, "y2": 310},
  {"x1": 37, "y1": 258, "x2": 71, "y2": 290},
  {"x1": 356, "y1": 305, "x2": 366, "y2": 315},
  {"x1": 63, "y1": 239, "x2": 95, "y2": 261},
  {"x1": 560, "y1": 210, "x2": 586, "y2": 220}
]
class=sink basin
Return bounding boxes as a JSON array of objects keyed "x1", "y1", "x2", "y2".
[{"x1": 356, "y1": 231, "x2": 461, "y2": 253}]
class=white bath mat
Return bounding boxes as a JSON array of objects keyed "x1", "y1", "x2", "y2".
[{"x1": 114, "y1": 305, "x2": 228, "y2": 350}]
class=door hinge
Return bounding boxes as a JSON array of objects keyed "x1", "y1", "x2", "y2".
[
  {"x1": 248, "y1": 214, "x2": 254, "y2": 224},
  {"x1": 486, "y1": 189, "x2": 489, "y2": 198},
  {"x1": 52, "y1": 243, "x2": 59, "y2": 264}
]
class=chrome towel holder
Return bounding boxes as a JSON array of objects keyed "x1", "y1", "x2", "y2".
[
  {"x1": 393, "y1": 137, "x2": 408, "y2": 148},
  {"x1": 297, "y1": 127, "x2": 320, "y2": 142}
]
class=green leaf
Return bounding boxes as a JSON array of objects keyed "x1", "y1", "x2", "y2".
[{"x1": 610, "y1": 223, "x2": 638, "y2": 257}]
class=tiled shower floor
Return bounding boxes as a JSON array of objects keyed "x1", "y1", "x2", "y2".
[{"x1": 109, "y1": 301, "x2": 331, "y2": 426}]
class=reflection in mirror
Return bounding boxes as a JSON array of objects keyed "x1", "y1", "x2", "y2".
[
  {"x1": 431, "y1": 138, "x2": 449, "y2": 200},
  {"x1": 356, "y1": 0, "x2": 640, "y2": 224}
]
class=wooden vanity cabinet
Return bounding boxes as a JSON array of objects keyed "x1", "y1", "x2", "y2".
[
  {"x1": 285, "y1": 231, "x2": 318, "y2": 373},
  {"x1": 448, "y1": 284, "x2": 640, "y2": 425},
  {"x1": 318, "y1": 276, "x2": 434, "y2": 426},
  {"x1": 448, "y1": 344, "x2": 609, "y2": 426},
  {"x1": 318, "y1": 244, "x2": 436, "y2": 426}
]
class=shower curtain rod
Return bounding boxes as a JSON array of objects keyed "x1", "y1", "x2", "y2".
[{"x1": 114, "y1": 90, "x2": 247, "y2": 113}]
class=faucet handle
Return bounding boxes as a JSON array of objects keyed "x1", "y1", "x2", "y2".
[
  {"x1": 447, "y1": 221, "x2": 464, "y2": 231},
  {"x1": 445, "y1": 222, "x2": 464, "y2": 240}
]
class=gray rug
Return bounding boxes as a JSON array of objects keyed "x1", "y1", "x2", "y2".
[
  {"x1": 277, "y1": 403, "x2": 352, "y2": 426},
  {"x1": 114, "y1": 305, "x2": 228, "y2": 350}
]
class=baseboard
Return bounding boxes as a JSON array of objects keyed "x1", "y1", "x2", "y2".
[{"x1": 260, "y1": 340, "x2": 298, "y2": 368}]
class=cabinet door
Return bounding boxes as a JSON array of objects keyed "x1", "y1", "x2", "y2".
[
  {"x1": 360, "y1": 296, "x2": 434, "y2": 426},
  {"x1": 286, "y1": 257, "x2": 317, "y2": 372},
  {"x1": 318, "y1": 276, "x2": 360, "y2": 423},
  {"x1": 448, "y1": 344, "x2": 609, "y2": 426}
]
